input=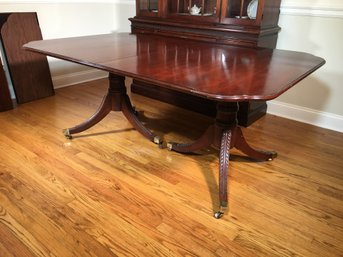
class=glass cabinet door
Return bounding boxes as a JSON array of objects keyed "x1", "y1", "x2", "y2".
[
  {"x1": 137, "y1": 0, "x2": 159, "y2": 16},
  {"x1": 221, "y1": 0, "x2": 261, "y2": 24},
  {"x1": 168, "y1": 0, "x2": 220, "y2": 18}
]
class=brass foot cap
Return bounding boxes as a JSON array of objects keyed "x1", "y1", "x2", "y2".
[
  {"x1": 63, "y1": 129, "x2": 72, "y2": 139},
  {"x1": 214, "y1": 211, "x2": 224, "y2": 219},
  {"x1": 267, "y1": 151, "x2": 278, "y2": 161},
  {"x1": 153, "y1": 136, "x2": 162, "y2": 144},
  {"x1": 214, "y1": 205, "x2": 227, "y2": 219},
  {"x1": 167, "y1": 142, "x2": 174, "y2": 151}
]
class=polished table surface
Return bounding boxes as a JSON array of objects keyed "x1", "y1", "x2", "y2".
[
  {"x1": 24, "y1": 33, "x2": 325, "y2": 218},
  {"x1": 24, "y1": 33, "x2": 324, "y2": 102}
]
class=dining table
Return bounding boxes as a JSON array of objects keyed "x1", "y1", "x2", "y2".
[{"x1": 24, "y1": 33, "x2": 325, "y2": 218}]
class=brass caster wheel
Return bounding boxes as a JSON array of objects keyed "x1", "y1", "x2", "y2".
[
  {"x1": 167, "y1": 142, "x2": 174, "y2": 151},
  {"x1": 63, "y1": 129, "x2": 73, "y2": 139},
  {"x1": 153, "y1": 136, "x2": 163, "y2": 148},
  {"x1": 214, "y1": 205, "x2": 227, "y2": 219},
  {"x1": 267, "y1": 151, "x2": 278, "y2": 161},
  {"x1": 214, "y1": 211, "x2": 224, "y2": 219}
]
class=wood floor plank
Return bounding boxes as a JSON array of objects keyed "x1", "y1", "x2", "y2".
[{"x1": 0, "y1": 78, "x2": 342, "y2": 257}]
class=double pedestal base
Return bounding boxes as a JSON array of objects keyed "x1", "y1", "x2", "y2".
[{"x1": 64, "y1": 74, "x2": 277, "y2": 218}]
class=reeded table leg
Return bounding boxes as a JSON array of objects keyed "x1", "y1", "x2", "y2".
[
  {"x1": 214, "y1": 129, "x2": 231, "y2": 219},
  {"x1": 168, "y1": 102, "x2": 277, "y2": 218},
  {"x1": 63, "y1": 73, "x2": 162, "y2": 146}
]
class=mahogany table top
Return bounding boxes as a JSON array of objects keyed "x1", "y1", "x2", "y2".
[{"x1": 24, "y1": 33, "x2": 325, "y2": 102}]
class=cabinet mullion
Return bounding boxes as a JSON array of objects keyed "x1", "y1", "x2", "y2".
[{"x1": 240, "y1": 0, "x2": 245, "y2": 18}]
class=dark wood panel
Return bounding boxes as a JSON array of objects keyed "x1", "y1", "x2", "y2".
[
  {"x1": 130, "y1": 18, "x2": 280, "y2": 48},
  {"x1": 131, "y1": 79, "x2": 267, "y2": 127},
  {"x1": 0, "y1": 57, "x2": 13, "y2": 111},
  {"x1": 0, "y1": 12, "x2": 54, "y2": 104},
  {"x1": 131, "y1": 79, "x2": 217, "y2": 116}
]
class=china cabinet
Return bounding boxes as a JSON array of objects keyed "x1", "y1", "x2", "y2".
[{"x1": 130, "y1": 0, "x2": 281, "y2": 126}]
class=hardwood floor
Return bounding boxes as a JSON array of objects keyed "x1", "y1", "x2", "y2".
[{"x1": 0, "y1": 78, "x2": 342, "y2": 257}]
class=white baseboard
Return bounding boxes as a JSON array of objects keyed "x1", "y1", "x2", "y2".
[
  {"x1": 268, "y1": 101, "x2": 343, "y2": 133},
  {"x1": 52, "y1": 69, "x2": 108, "y2": 89}
]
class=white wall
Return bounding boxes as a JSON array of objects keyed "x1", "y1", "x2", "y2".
[
  {"x1": 0, "y1": 1, "x2": 120, "y2": 85},
  {"x1": 268, "y1": 0, "x2": 343, "y2": 132},
  {"x1": 0, "y1": 0, "x2": 342, "y2": 132}
]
